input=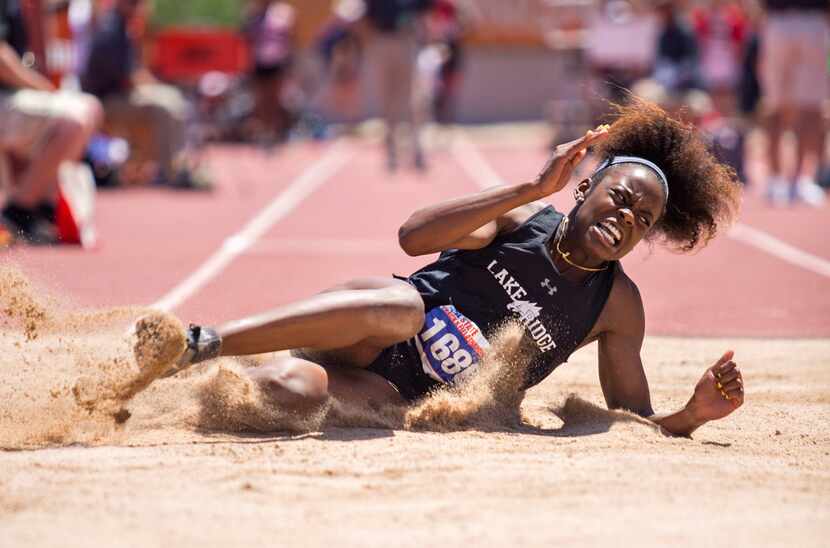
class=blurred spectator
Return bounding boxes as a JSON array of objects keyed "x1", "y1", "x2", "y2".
[
  {"x1": 737, "y1": 1, "x2": 763, "y2": 119},
  {"x1": 541, "y1": 1, "x2": 594, "y2": 144},
  {"x1": 1, "y1": 0, "x2": 101, "y2": 244},
  {"x1": 653, "y1": 0, "x2": 702, "y2": 94},
  {"x1": 586, "y1": 1, "x2": 657, "y2": 105},
  {"x1": 761, "y1": 0, "x2": 829, "y2": 206},
  {"x1": 316, "y1": 0, "x2": 365, "y2": 129},
  {"x1": 425, "y1": 0, "x2": 466, "y2": 125},
  {"x1": 694, "y1": 90, "x2": 747, "y2": 182},
  {"x1": 68, "y1": 0, "x2": 93, "y2": 76},
  {"x1": 242, "y1": 1, "x2": 296, "y2": 142},
  {"x1": 412, "y1": 34, "x2": 443, "y2": 133},
  {"x1": 80, "y1": 0, "x2": 207, "y2": 189},
  {"x1": 691, "y1": 0, "x2": 748, "y2": 116},
  {"x1": 364, "y1": 0, "x2": 434, "y2": 172}
]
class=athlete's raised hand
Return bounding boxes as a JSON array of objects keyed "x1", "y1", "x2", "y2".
[
  {"x1": 532, "y1": 125, "x2": 610, "y2": 198},
  {"x1": 689, "y1": 350, "x2": 745, "y2": 422}
]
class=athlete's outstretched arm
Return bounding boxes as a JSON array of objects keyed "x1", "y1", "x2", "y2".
[
  {"x1": 398, "y1": 127, "x2": 609, "y2": 256},
  {"x1": 597, "y1": 278, "x2": 744, "y2": 437}
]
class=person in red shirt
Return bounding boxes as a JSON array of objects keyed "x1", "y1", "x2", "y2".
[{"x1": 691, "y1": 0, "x2": 748, "y2": 116}]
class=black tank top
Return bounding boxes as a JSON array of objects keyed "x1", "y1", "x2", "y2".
[{"x1": 407, "y1": 206, "x2": 617, "y2": 388}]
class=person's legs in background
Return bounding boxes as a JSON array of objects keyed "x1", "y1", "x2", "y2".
[
  {"x1": 761, "y1": 14, "x2": 828, "y2": 206},
  {"x1": 763, "y1": 108, "x2": 790, "y2": 205},
  {"x1": 132, "y1": 84, "x2": 188, "y2": 184},
  {"x1": 103, "y1": 84, "x2": 209, "y2": 190},
  {"x1": 397, "y1": 32, "x2": 425, "y2": 171},
  {"x1": 794, "y1": 107, "x2": 826, "y2": 206},
  {"x1": 374, "y1": 30, "x2": 422, "y2": 172},
  {"x1": 790, "y1": 17, "x2": 829, "y2": 206},
  {"x1": 760, "y1": 15, "x2": 793, "y2": 206},
  {"x1": 0, "y1": 90, "x2": 102, "y2": 243},
  {"x1": 250, "y1": 68, "x2": 287, "y2": 142},
  {"x1": 328, "y1": 34, "x2": 363, "y2": 130},
  {"x1": 374, "y1": 34, "x2": 401, "y2": 171}
]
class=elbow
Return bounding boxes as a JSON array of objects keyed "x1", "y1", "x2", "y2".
[{"x1": 398, "y1": 224, "x2": 425, "y2": 256}]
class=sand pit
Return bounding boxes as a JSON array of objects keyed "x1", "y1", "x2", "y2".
[{"x1": 0, "y1": 268, "x2": 828, "y2": 546}]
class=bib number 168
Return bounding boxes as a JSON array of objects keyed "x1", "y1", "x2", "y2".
[{"x1": 419, "y1": 317, "x2": 473, "y2": 375}]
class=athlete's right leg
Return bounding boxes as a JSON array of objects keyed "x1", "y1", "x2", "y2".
[
  {"x1": 208, "y1": 279, "x2": 419, "y2": 413},
  {"x1": 217, "y1": 277, "x2": 423, "y2": 359},
  {"x1": 155, "y1": 275, "x2": 425, "y2": 382},
  {"x1": 135, "y1": 278, "x2": 418, "y2": 412}
]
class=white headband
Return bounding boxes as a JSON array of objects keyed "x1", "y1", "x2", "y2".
[{"x1": 592, "y1": 156, "x2": 669, "y2": 207}]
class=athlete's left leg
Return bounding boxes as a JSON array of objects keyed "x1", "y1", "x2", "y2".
[{"x1": 246, "y1": 353, "x2": 406, "y2": 413}]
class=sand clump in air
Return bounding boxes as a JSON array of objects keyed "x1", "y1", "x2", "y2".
[
  {"x1": 0, "y1": 267, "x2": 360, "y2": 446},
  {"x1": 0, "y1": 267, "x2": 187, "y2": 449},
  {"x1": 122, "y1": 313, "x2": 187, "y2": 400},
  {"x1": 0, "y1": 266, "x2": 333, "y2": 447}
]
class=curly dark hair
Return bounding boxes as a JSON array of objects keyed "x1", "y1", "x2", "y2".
[{"x1": 594, "y1": 98, "x2": 741, "y2": 252}]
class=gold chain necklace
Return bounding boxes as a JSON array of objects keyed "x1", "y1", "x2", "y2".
[{"x1": 555, "y1": 217, "x2": 609, "y2": 273}]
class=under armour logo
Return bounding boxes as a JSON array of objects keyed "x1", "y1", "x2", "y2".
[{"x1": 541, "y1": 279, "x2": 557, "y2": 296}]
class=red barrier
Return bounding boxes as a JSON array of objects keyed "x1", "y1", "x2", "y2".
[{"x1": 151, "y1": 28, "x2": 250, "y2": 82}]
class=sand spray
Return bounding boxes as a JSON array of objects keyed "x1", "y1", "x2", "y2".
[{"x1": 0, "y1": 267, "x2": 654, "y2": 449}]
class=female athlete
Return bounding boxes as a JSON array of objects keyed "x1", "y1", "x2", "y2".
[{"x1": 154, "y1": 100, "x2": 744, "y2": 436}]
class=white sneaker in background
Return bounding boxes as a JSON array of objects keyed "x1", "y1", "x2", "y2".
[
  {"x1": 795, "y1": 177, "x2": 826, "y2": 207},
  {"x1": 766, "y1": 176, "x2": 792, "y2": 207}
]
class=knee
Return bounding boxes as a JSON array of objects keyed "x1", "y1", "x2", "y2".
[
  {"x1": 278, "y1": 360, "x2": 329, "y2": 402},
  {"x1": 367, "y1": 285, "x2": 424, "y2": 339},
  {"x1": 255, "y1": 359, "x2": 329, "y2": 409},
  {"x1": 50, "y1": 94, "x2": 102, "y2": 141}
]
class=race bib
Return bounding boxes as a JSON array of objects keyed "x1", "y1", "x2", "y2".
[{"x1": 414, "y1": 305, "x2": 490, "y2": 385}]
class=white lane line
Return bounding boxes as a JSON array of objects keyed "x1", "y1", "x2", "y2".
[
  {"x1": 729, "y1": 222, "x2": 830, "y2": 278},
  {"x1": 451, "y1": 132, "x2": 830, "y2": 279},
  {"x1": 246, "y1": 238, "x2": 394, "y2": 256},
  {"x1": 152, "y1": 142, "x2": 351, "y2": 311},
  {"x1": 451, "y1": 131, "x2": 507, "y2": 190}
]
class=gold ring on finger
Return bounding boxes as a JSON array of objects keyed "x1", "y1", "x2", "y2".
[{"x1": 716, "y1": 381, "x2": 723, "y2": 390}]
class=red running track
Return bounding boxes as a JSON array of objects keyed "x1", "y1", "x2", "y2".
[{"x1": 7, "y1": 133, "x2": 830, "y2": 338}]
